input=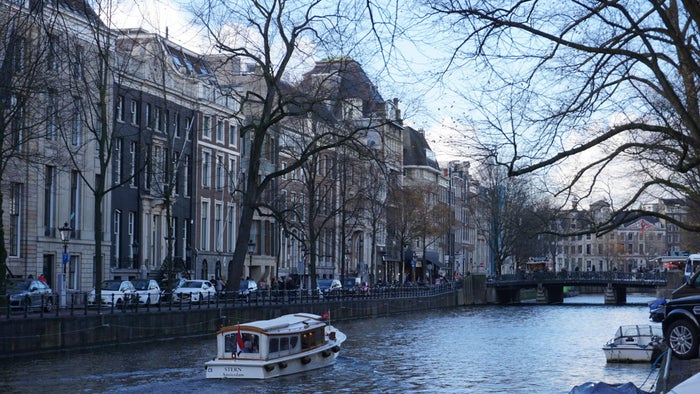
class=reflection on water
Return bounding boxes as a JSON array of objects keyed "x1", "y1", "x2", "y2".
[{"x1": 0, "y1": 294, "x2": 661, "y2": 394}]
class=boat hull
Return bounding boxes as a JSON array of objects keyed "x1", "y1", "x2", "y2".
[
  {"x1": 205, "y1": 342, "x2": 342, "y2": 379},
  {"x1": 602, "y1": 346, "x2": 656, "y2": 363}
]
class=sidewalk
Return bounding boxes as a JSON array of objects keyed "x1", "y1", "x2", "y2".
[{"x1": 655, "y1": 351, "x2": 700, "y2": 393}]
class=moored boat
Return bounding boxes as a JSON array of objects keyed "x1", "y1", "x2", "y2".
[
  {"x1": 602, "y1": 325, "x2": 663, "y2": 363},
  {"x1": 205, "y1": 312, "x2": 346, "y2": 379}
]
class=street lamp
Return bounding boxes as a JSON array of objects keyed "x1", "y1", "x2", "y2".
[
  {"x1": 247, "y1": 239, "x2": 255, "y2": 280},
  {"x1": 58, "y1": 222, "x2": 72, "y2": 308}
]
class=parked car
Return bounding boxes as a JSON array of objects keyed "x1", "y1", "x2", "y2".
[
  {"x1": 342, "y1": 278, "x2": 360, "y2": 296},
  {"x1": 88, "y1": 280, "x2": 137, "y2": 307},
  {"x1": 8, "y1": 279, "x2": 55, "y2": 312},
  {"x1": 172, "y1": 279, "x2": 216, "y2": 303},
  {"x1": 132, "y1": 279, "x2": 161, "y2": 305},
  {"x1": 160, "y1": 278, "x2": 187, "y2": 302},
  {"x1": 317, "y1": 279, "x2": 342, "y2": 298},
  {"x1": 649, "y1": 297, "x2": 666, "y2": 322},
  {"x1": 238, "y1": 280, "x2": 258, "y2": 302},
  {"x1": 663, "y1": 294, "x2": 700, "y2": 359}
]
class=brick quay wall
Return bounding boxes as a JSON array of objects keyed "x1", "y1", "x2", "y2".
[{"x1": 0, "y1": 275, "x2": 486, "y2": 358}]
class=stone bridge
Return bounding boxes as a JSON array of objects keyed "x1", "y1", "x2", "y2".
[{"x1": 486, "y1": 271, "x2": 668, "y2": 304}]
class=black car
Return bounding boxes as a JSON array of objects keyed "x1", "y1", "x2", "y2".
[
  {"x1": 662, "y1": 294, "x2": 700, "y2": 359},
  {"x1": 8, "y1": 279, "x2": 55, "y2": 312}
]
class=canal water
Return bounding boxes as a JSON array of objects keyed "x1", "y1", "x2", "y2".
[{"x1": 0, "y1": 294, "x2": 662, "y2": 394}]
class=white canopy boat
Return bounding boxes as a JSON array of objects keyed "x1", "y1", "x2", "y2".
[
  {"x1": 602, "y1": 325, "x2": 663, "y2": 363},
  {"x1": 205, "y1": 312, "x2": 346, "y2": 379}
]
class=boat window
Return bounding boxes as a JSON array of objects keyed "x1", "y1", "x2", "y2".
[
  {"x1": 280, "y1": 337, "x2": 289, "y2": 351},
  {"x1": 290, "y1": 336, "x2": 298, "y2": 351},
  {"x1": 314, "y1": 328, "x2": 324, "y2": 345},
  {"x1": 301, "y1": 332, "x2": 313, "y2": 350},
  {"x1": 241, "y1": 333, "x2": 260, "y2": 354},
  {"x1": 224, "y1": 334, "x2": 235, "y2": 353},
  {"x1": 269, "y1": 338, "x2": 279, "y2": 353}
]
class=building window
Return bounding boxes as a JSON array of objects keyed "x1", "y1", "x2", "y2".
[
  {"x1": 146, "y1": 104, "x2": 152, "y2": 129},
  {"x1": 185, "y1": 117, "x2": 193, "y2": 140},
  {"x1": 11, "y1": 99, "x2": 23, "y2": 151},
  {"x1": 130, "y1": 141, "x2": 137, "y2": 187},
  {"x1": 184, "y1": 155, "x2": 190, "y2": 196},
  {"x1": 47, "y1": 35, "x2": 59, "y2": 71},
  {"x1": 174, "y1": 112, "x2": 180, "y2": 138},
  {"x1": 216, "y1": 154, "x2": 224, "y2": 190},
  {"x1": 9, "y1": 183, "x2": 22, "y2": 257},
  {"x1": 228, "y1": 157, "x2": 237, "y2": 193},
  {"x1": 130, "y1": 100, "x2": 138, "y2": 124},
  {"x1": 227, "y1": 205, "x2": 235, "y2": 252},
  {"x1": 12, "y1": 37, "x2": 24, "y2": 74},
  {"x1": 201, "y1": 201, "x2": 210, "y2": 250},
  {"x1": 72, "y1": 45, "x2": 83, "y2": 78},
  {"x1": 43, "y1": 166, "x2": 55, "y2": 237},
  {"x1": 116, "y1": 96, "x2": 124, "y2": 122},
  {"x1": 203, "y1": 116, "x2": 211, "y2": 139},
  {"x1": 70, "y1": 170, "x2": 80, "y2": 236},
  {"x1": 46, "y1": 90, "x2": 57, "y2": 140},
  {"x1": 215, "y1": 203, "x2": 222, "y2": 252},
  {"x1": 216, "y1": 119, "x2": 224, "y2": 142},
  {"x1": 72, "y1": 98, "x2": 82, "y2": 145},
  {"x1": 229, "y1": 123, "x2": 237, "y2": 147},
  {"x1": 202, "y1": 151, "x2": 211, "y2": 188},
  {"x1": 155, "y1": 107, "x2": 163, "y2": 131},
  {"x1": 114, "y1": 210, "x2": 121, "y2": 264},
  {"x1": 114, "y1": 138, "x2": 122, "y2": 184}
]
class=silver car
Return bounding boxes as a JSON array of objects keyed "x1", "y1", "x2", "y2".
[{"x1": 8, "y1": 279, "x2": 55, "y2": 312}]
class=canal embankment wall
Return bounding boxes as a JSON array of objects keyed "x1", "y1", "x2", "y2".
[{"x1": 0, "y1": 275, "x2": 488, "y2": 358}]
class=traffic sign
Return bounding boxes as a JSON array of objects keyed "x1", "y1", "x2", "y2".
[{"x1": 62, "y1": 253, "x2": 70, "y2": 264}]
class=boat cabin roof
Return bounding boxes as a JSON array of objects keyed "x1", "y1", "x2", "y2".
[
  {"x1": 217, "y1": 313, "x2": 326, "y2": 336},
  {"x1": 614, "y1": 325, "x2": 662, "y2": 338}
]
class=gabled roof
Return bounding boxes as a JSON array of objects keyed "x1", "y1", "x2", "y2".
[{"x1": 403, "y1": 126, "x2": 440, "y2": 170}]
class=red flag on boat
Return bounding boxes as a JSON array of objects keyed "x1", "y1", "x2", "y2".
[
  {"x1": 322, "y1": 310, "x2": 330, "y2": 320},
  {"x1": 236, "y1": 325, "x2": 245, "y2": 356}
]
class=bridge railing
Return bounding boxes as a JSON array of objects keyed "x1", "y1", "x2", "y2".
[
  {"x1": 0, "y1": 281, "x2": 462, "y2": 319},
  {"x1": 492, "y1": 270, "x2": 667, "y2": 283}
]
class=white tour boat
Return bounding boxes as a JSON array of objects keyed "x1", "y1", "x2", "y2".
[
  {"x1": 602, "y1": 324, "x2": 663, "y2": 363},
  {"x1": 205, "y1": 312, "x2": 346, "y2": 379}
]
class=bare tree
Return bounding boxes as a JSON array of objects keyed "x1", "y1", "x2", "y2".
[
  {"x1": 423, "y1": 0, "x2": 700, "y2": 234},
  {"x1": 0, "y1": 3, "x2": 59, "y2": 295},
  {"x1": 471, "y1": 158, "x2": 544, "y2": 275},
  {"x1": 192, "y1": 1, "x2": 384, "y2": 290}
]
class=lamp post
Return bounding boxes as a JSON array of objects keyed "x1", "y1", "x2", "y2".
[
  {"x1": 247, "y1": 239, "x2": 255, "y2": 280},
  {"x1": 343, "y1": 246, "x2": 350, "y2": 284},
  {"x1": 58, "y1": 222, "x2": 72, "y2": 308}
]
